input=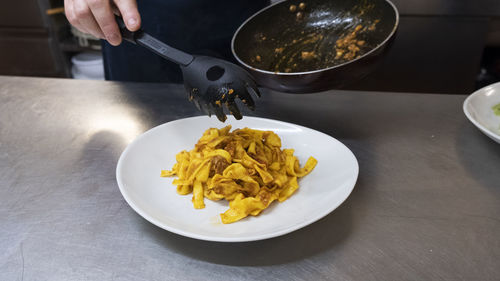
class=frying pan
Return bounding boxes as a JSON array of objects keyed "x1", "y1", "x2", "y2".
[{"x1": 231, "y1": 0, "x2": 399, "y2": 93}]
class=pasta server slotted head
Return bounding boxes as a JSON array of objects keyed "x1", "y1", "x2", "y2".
[{"x1": 116, "y1": 17, "x2": 261, "y2": 122}]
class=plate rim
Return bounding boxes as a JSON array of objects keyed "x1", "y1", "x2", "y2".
[
  {"x1": 463, "y1": 81, "x2": 500, "y2": 143},
  {"x1": 116, "y1": 116, "x2": 359, "y2": 242}
]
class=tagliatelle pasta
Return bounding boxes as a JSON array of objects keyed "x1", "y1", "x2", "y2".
[{"x1": 161, "y1": 126, "x2": 317, "y2": 224}]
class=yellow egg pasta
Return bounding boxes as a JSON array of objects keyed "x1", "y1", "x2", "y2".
[{"x1": 161, "y1": 126, "x2": 317, "y2": 224}]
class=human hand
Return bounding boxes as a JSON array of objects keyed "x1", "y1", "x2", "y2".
[{"x1": 64, "y1": 0, "x2": 141, "y2": 46}]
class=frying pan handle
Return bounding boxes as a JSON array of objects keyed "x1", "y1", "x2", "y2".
[{"x1": 115, "y1": 16, "x2": 194, "y2": 66}]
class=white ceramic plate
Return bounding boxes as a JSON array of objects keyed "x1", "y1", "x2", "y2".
[
  {"x1": 116, "y1": 116, "x2": 358, "y2": 242},
  {"x1": 464, "y1": 82, "x2": 500, "y2": 144}
]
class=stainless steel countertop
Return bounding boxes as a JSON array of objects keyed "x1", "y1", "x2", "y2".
[{"x1": 1, "y1": 76, "x2": 499, "y2": 281}]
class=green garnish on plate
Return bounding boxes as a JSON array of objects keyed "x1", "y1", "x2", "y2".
[{"x1": 493, "y1": 103, "x2": 500, "y2": 116}]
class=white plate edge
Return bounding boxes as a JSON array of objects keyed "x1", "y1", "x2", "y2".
[{"x1": 463, "y1": 83, "x2": 500, "y2": 142}]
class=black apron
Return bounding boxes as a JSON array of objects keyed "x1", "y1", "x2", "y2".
[{"x1": 102, "y1": 0, "x2": 270, "y2": 83}]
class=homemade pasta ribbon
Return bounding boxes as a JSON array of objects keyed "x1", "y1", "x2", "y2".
[{"x1": 161, "y1": 126, "x2": 317, "y2": 224}]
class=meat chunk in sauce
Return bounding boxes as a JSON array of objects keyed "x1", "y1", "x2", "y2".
[{"x1": 209, "y1": 155, "x2": 230, "y2": 177}]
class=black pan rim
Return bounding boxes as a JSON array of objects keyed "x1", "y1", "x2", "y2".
[{"x1": 231, "y1": 0, "x2": 400, "y2": 76}]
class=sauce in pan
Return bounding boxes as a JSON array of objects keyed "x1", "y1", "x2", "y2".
[{"x1": 248, "y1": 1, "x2": 381, "y2": 73}]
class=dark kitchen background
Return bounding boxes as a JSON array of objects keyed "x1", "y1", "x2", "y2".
[{"x1": 1, "y1": 0, "x2": 499, "y2": 94}]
